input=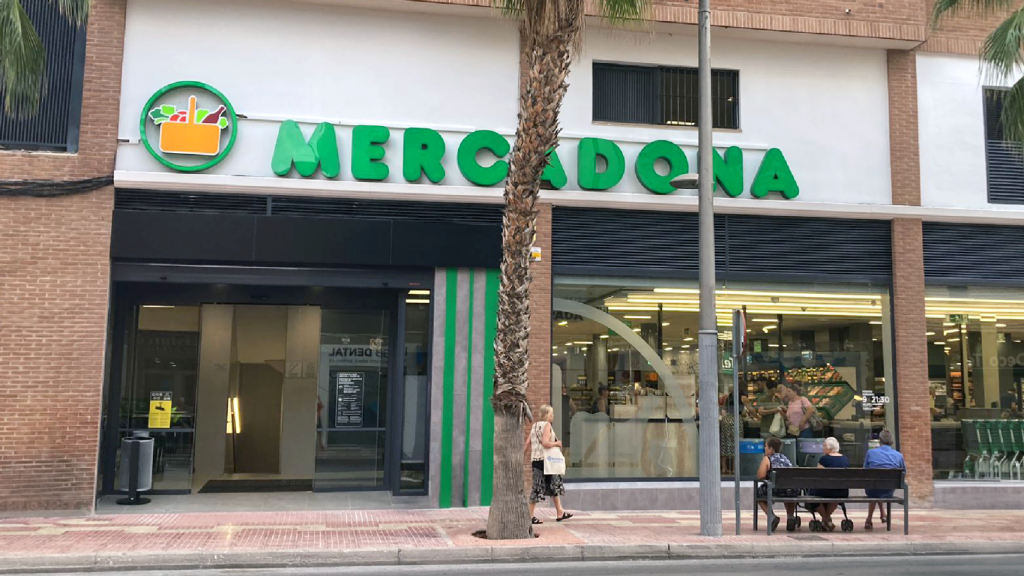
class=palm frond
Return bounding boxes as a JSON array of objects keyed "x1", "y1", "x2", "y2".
[
  {"x1": 596, "y1": 0, "x2": 651, "y2": 24},
  {"x1": 931, "y1": 0, "x2": 1018, "y2": 27},
  {"x1": 0, "y1": 0, "x2": 47, "y2": 118},
  {"x1": 999, "y1": 76, "x2": 1024, "y2": 148},
  {"x1": 48, "y1": 0, "x2": 89, "y2": 26},
  {"x1": 981, "y1": 7, "x2": 1024, "y2": 82}
]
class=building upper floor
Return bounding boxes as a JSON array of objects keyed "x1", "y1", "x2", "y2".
[{"x1": 4, "y1": 0, "x2": 1024, "y2": 223}]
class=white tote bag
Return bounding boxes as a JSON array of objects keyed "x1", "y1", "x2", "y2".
[
  {"x1": 769, "y1": 413, "x2": 786, "y2": 437},
  {"x1": 543, "y1": 446, "x2": 566, "y2": 476}
]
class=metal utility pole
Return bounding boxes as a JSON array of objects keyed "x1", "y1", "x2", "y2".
[{"x1": 696, "y1": 0, "x2": 722, "y2": 538}]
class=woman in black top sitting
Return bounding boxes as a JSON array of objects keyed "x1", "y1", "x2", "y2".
[{"x1": 811, "y1": 436, "x2": 850, "y2": 531}]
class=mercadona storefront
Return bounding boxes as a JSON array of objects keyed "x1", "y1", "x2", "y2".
[{"x1": 102, "y1": 0, "x2": 1019, "y2": 510}]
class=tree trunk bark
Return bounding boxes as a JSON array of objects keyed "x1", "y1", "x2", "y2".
[
  {"x1": 487, "y1": 1, "x2": 582, "y2": 540},
  {"x1": 485, "y1": 410, "x2": 532, "y2": 539}
]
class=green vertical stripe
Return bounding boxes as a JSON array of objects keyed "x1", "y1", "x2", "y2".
[
  {"x1": 480, "y1": 268, "x2": 499, "y2": 507},
  {"x1": 463, "y1": 269, "x2": 475, "y2": 508},
  {"x1": 439, "y1": 268, "x2": 459, "y2": 509}
]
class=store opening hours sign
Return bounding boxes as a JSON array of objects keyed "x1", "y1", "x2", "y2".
[{"x1": 335, "y1": 372, "x2": 365, "y2": 427}]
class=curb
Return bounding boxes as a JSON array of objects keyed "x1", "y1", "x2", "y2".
[{"x1": 2, "y1": 540, "x2": 1024, "y2": 573}]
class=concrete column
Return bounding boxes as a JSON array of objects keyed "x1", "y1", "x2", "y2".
[
  {"x1": 193, "y1": 305, "x2": 235, "y2": 492},
  {"x1": 979, "y1": 322, "x2": 1000, "y2": 409}
]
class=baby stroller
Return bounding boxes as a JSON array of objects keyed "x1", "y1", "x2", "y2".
[{"x1": 802, "y1": 498, "x2": 855, "y2": 532}]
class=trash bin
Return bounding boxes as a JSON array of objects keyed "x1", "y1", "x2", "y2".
[
  {"x1": 779, "y1": 438, "x2": 797, "y2": 465},
  {"x1": 739, "y1": 439, "x2": 765, "y2": 478},
  {"x1": 117, "y1": 434, "x2": 154, "y2": 505},
  {"x1": 797, "y1": 438, "x2": 824, "y2": 467}
]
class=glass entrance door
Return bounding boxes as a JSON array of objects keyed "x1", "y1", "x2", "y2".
[{"x1": 315, "y1": 308, "x2": 391, "y2": 491}]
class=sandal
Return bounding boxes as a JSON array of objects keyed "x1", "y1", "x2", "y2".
[
  {"x1": 864, "y1": 520, "x2": 873, "y2": 530},
  {"x1": 556, "y1": 512, "x2": 574, "y2": 522},
  {"x1": 825, "y1": 521, "x2": 836, "y2": 532},
  {"x1": 769, "y1": 513, "x2": 781, "y2": 533},
  {"x1": 531, "y1": 517, "x2": 543, "y2": 525}
]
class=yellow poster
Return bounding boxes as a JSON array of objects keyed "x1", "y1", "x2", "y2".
[{"x1": 148, "y1": 391, "x2": 172, "y2": 429}]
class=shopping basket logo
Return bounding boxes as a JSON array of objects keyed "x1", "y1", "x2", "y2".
[{"x1": 140, "y1": 81, "x2": 237, "y2": 172}]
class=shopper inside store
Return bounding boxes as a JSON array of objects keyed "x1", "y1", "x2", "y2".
[{"x1": 551, "y1": 278, "x2": 897, "y2": 480}]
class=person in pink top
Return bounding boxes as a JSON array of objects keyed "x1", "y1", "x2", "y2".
[{"x1": 776, "y1": 383, "x2": 817, "y2": 438}]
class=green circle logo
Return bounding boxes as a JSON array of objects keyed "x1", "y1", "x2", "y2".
[{"x1": 140, "y1": 81, "x2": 237, "y2": 172}]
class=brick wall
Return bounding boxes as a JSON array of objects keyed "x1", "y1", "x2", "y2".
[
  {"x1": 410, "y1": 0, "x2": 927, "y2": 41},
  {"x1": 0, "y1": 0, "x2": 127, "y2": 513},
  {"x1": 892, "y1": 219, "x2": 933, "y2": 507},
  {"x1": 923, "y1": 4, "x2": 1011, "y2": 55},
  {"x1": 524, "y1": 203, "x2": 553, "y2": 485},
  {"x1": 888, "y1": 50, "x2": 921, "y2": 207}
]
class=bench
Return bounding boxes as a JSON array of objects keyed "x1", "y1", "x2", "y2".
[{"x1": 753, "y1": 467, "x2": 908, "y2": 535}]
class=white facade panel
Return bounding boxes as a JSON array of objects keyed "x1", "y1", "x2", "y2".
[
  {"x1": 916, "y1": 52, "x2": 1024, "y2": 211},
  {"x1": 560, "y1": 28, "x2": 894, "y2": 205},
  {"x1": 116, "y1": 0, "x2": 895, "y2": 211}
]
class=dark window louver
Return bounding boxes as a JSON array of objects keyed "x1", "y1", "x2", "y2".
[
  {"x1": 114, "y1": 190, "x2": 505, "y2": 225},
  {"x1": 0, "y1": 0, "x2": 87, "y2": 152},
  {"x1": 552, "y1": 208, "x2": 891, "y2": 280},
  {"x1": 924, "y1": 222, "x2": 1024, "y2": 284},
  {"x1": 593, "y1": 63, "x2": 739, "y2": 129},
  {"x1": 983, "y1": 88, "x2": 1024, "y2": 204}
]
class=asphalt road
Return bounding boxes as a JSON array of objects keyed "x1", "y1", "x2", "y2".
[{"x1": 24, "y1": 555, "x2": 1024, "y2": 576}]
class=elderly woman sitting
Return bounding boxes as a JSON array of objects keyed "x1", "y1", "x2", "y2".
[{"x1": 809, "y1": 436, "x2": 850, "y2": 531}]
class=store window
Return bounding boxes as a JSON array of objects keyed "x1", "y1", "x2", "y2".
[
  {"x1": 592, "y1": 63, "x2": 739, "y2": 129},
  {"x1": 551, "y1": 277, "x2": 894, "y2": 480},
  {"x1": 116, "y1": 305, "x2": 200, "y2": 491},
  {"x1": 927, "y1": 286, "x2": 1024, "y2": 480}
]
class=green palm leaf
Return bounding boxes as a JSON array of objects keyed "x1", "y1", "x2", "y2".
[
  {"x1": 932, "y1": 0, "x2": 1019, "y2": 26},
  {"x1": 981, "y1": 7, "x2": 1024, "y2": 81},
  {"x1": 0, "y1": 0, "x2": 89, "y2": 118},
  {"x1": 0, "y1": 0, "x2": 46, "y2": 118},
  {"x1": 999, "y1": 76, "x2": 1024, "y2": 147}
]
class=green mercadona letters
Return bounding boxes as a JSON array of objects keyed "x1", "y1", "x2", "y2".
[{"x1": 271, "y1": 120, "x2": 799, "y2": 199}]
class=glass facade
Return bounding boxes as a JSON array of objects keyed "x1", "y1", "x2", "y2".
[
  {"x1": 927, "y1": 286, "x2": 1024, "y2": 480},
  {"x1": 551, "y1": 276, "x2": 895, "y2": 480}
]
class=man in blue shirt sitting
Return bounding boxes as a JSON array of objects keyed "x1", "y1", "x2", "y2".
[{"x1": 863, "y1": 429, "x2": 905, "y2": 529}]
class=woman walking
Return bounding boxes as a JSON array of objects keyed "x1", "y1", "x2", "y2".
[{"x1": 528, "y1": 404, "x2": 572, "y2": 524}]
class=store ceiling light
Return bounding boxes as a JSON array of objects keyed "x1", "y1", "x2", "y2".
[
  {"x1": 557, "y1": 321, "x2": 568, "y2": 326},
  {"x1": 664, "y1": 347, "x2": 673, "y2": 351},
  {"x1": 406, "y1": 299, "x2": 430, "y2": 304},
  {"x1": 934, "y1": 341, "x2": 946, "y2": 345},
  {"x1": 682, "y1": 345, "x2": 691, "y2": 349},
  {"x1": 684, "y1": 337, "x2": 694, "y2": 342},
  {"x1": 997, "y1": 323, "x2": 1007, "y2": 328},
  {"x1": 752, "y1": 318, "x2": 778, "y2": 322},
  {"x1": 948, "y1": 337, "x2": 960, "y2": 342},
  {"x1": 409, "y1": 290, "x2": 431, "y2": 295},
  {"x1": 624, "y1": 315, "x2": 652, "y2": 319},
  {"x1": 869, "y1": 321, "x2": 883, "y2": 325},
  {"x1": 662, "y1": 322, "x2": 671, "y2": 326},
  {"x1": 142, "y1": 305, "x2": 174, "y2": 308},
  {"x1": 769, "y1": 344, "x2": 780, "y2": 348},
  {"x1": 565, "y1": 342, "x2": 573, "y2": 346},
  {"x1": 632, "y1": 328, "x2": 641, "y2": 332},
  {"x1": 600, "y1": 334, "x2": 609, "y2": 339},
  {"x1": 573, "y1": 341, "x2": 591, "y2": 345},
  {"x1": 925, "y1": 332, "x2": 936, "y2": 336},
  {"x1": 610, "y1": 348, "x2": 620, "y2": 351}
]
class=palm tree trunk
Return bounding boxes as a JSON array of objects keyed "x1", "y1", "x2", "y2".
[{"x1": 487, "y1": 1, "x2": 583, "y2": 541}]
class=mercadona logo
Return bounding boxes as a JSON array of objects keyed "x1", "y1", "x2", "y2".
[{"x1": 140, "y1": 81, "x2": 237, "y2": 172}]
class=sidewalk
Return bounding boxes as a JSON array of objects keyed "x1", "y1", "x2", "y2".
[{"x1": 1, "y1": 507, "x2": 1023, "y2": 572}]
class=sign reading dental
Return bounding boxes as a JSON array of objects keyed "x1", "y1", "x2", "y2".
[
  {"x1": 141, "y1": 81, "x2": 238, "y2": 172},
  {"x1": 272, "y1": 123, "x2": 800, "y2": 199}
]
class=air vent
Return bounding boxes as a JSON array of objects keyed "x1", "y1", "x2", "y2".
[
  {"x1": 269, "y1": 196, "x2": 504, "y2": 224},
  {"x1": 553, "y1": 207, "x2": 891, "y2": 280},
  {"x1": 116, "y1": 190, "x2": 268, "y2": 214},
  {"x1": 924, "y1": 222, "x2": 1024, "y2": 284}
]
